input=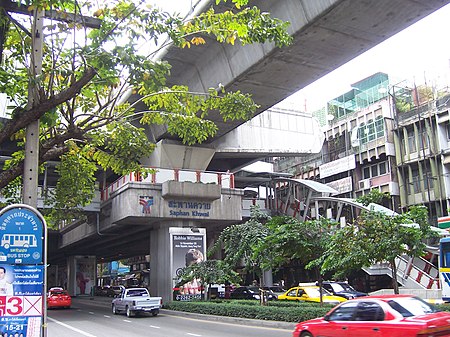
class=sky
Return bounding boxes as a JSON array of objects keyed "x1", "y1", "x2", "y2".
[
  {"x1": 281, "y1": 3, "x2": 450, "y2": 112},
  {"x1": 147, "y1": 1, "x2": 450, "y2": 112}
]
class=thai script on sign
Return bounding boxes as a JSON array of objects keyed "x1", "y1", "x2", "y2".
[{"x1": 168, "y1": 201, "x2": 211, "y2": 210}]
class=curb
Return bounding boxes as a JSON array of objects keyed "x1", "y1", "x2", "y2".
[
  {"x1": 72, "y1": 296, "x2": 297, "y2": 330},
  {"x1": 160, "y1": 309, "x2": 297, "y2": 330}
]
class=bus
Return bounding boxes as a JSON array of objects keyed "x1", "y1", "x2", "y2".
[
  {"x1": 439, "y1": 237, "x2": 450, "y2": 302},
  {"x1": 1, "y1": 234, "x2": 38, "y2": 249}
]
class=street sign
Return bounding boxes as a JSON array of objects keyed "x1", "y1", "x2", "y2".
[
  {"x1": 0, "y1": 208, "x2": 43, "y2": 264},
  {"x1": 0, "y1": 204, "x2": 47, "y2": 337}
]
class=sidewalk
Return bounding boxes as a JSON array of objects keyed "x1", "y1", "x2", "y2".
[{"x1": 72, "y1": 296, "x2": 297, "y2": 330}]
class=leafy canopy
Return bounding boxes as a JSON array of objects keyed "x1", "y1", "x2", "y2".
[{"x1": 0, "y1": 0, "x2": 292, "y2": 223}]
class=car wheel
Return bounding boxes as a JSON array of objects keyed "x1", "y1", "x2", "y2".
[
  {"x1": 300, "y1": 332, "x2": 313, "y2": 337},
  {"x1": 152, "y1": 310, "x2": 159, "y2": 317},
  {"x1": 126, "y1": 306, "x2": 134, "y2": 317},
  {"x1": 112, "y1": 304, "x2": 118, "y2": 315}
]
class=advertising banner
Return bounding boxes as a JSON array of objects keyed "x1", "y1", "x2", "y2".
[
  {"x1": 74, "y1": 257, "x2": 95, "y2": 296},
  {"x1": 169, "y1": 228, "x2": 206, "y2": 301},
  {"x1": 0, "y1": 265, "x2": 44, "y2": 337}
]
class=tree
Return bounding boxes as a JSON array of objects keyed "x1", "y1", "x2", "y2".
[
  {"x1": 177, "y1": 259, "x2": 240, "y2": 300},
  {"x1": 321, "y1": 205, "x2": 432, "y2": 294},
  {"x1": 255, "y1": 216, "x2": 336, "y2": 304},
  {"x1": 0, "y1": 0, "x2": 292, "y2": 223},
  {"x1": 209, "y1": 205, "x2": 271, "y2": 281}
]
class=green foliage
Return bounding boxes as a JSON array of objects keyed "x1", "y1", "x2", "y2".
[
  {"x1": 356, "y1": 189, "x2": 390, "y2": 206},
  {"x1": 177, "y1": 260, "x2": 240, "y2": 300},
  {"x1": 322, "y1": 206, "x2": 432, "y2": 283},
  {"x1": 209, "y1": 205, "x2": 271, "y2": 272},
  {"x1": 164, "y1": 300, "x2": 330, "y2": 322},
  {"x1": 0, "y1": 0, "x2": 292, "y2": 222},
  {"x1": 256, "y1": 216, "x2": 336, "y2": 273}
]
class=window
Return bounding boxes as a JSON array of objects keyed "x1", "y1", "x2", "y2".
[
  {"x1": 354, "y1": 302, "x2": 385, "y2": 321},
  {"x1": 363, "y1": 167, "x2": 370, "y2": 179},
  {"x1": 375, "y1": 116, "x2": 384, "y2": 138},
  {"x1": 362, "y1": 161, "x2": 389, "y2": 179},
  {"x1": 327, "y1": 301, "x2": 358, "y2": 321},
  {"x1": 407, "y1": 129, "x2": 416, "y2": 153},
  {"x1": 379, "y1": 162, "x2": 387, "y2": 175},
  {"x1": 447, "y1": 122, "x2": 450, "y2": 139}
]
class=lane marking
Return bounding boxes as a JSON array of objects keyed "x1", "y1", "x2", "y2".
[
  {"x1": 149, "y1": 325, "x2": 160, "y2": 329},
  {"x1": 123, "y1": 319, "x2": 132, "y2": 323},
  {"x1": 88, "y1": 311, "x2": 95, "y2": 315},
  {"x1": 169, "y1": 315, "x2": 292, "y2": 331},
  {"x1": 47, "y1": 317, "x2": 98, "y2": 337},
  {"x1": 104, "y1": 315, "x2": 111, "y2": 318},
  {"x1": 187, "y1": 333, "x2": 202, "y2": 337}
]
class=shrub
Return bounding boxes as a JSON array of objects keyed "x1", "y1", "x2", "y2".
[{"x1": 163, "y1": 300, "x2": 331, "y2": 322}]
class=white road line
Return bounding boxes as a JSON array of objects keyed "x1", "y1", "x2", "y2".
[
  {"x1": 123, "y1": 319, "x2": 132, "y2": 323},
  {"x1": 149, "y1": 325, "x2": 160, "y2": 329},
  {"x1": 187, "y1": 333, "x2": 202, "y2": 337},
  {"x1": 88, "y1": 311, "x2": 95, "y2": 315},
  {"x1": 104, "y1": 315, "x2": 111, "y2": 318},
  {"x1": 47, "y1": 317, "x2": 98, "y2": 337}
]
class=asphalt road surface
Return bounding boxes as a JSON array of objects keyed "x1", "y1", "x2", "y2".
[{"x1": 47, "y1": 297, "x2": 294, "y2": 337}]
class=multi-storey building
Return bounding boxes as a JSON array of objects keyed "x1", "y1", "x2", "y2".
[{"x1": 276, "y1": 72, "x2": 450, "y2": 225}]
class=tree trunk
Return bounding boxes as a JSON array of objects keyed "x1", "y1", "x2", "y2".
[{"x1": 390, "y1": 259, "x2": 400, "y2": 294}]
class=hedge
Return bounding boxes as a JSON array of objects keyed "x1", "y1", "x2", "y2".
[{"x1": 163, "y1": 300, "x2": 332, "y2": 322}]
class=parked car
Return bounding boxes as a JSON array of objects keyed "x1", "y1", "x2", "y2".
[
  {"x1": 47, "y1": 287, "x2": 71, "y2": 309},
  {"x1": 230, "y1": 286, "x2": 276, "y2": 301},
  {"x1": 278, "y1": 286, "x2": 346, "y2": 305},
  {"x1": 292, "y1": 294, "x2": 450, "y2": 337},
  {"x1": 261, "y1": 286, "x2": 286, "y2": 299},
  {"x1": 110, "y1": 285, "x2": 125, "y2": 297},
  {"x1": 321, "y1": 281, "x2": 368, "y2": 299}
]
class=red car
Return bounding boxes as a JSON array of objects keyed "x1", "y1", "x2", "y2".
[
  {"x1": 293, "y1": 294, "x2": 450, "y2": 337},
  {"x1": 47, "y1": 287, "x2": 72, "y2": 309}
]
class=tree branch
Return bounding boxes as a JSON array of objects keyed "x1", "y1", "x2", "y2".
[{"x1": 0, "y1": 66, "x2": 97, "y2": 144}]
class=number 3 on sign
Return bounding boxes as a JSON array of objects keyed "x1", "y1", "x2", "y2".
[{"x1": 6, "y1": 297, "x2": 22, "y2": 316}]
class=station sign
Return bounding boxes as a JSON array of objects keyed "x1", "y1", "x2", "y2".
[{"x1": 0, "y1": 208, "x2": 44, "y2": 264}]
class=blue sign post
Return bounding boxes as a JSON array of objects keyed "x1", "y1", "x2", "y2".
[{"x1": 0, "y1": 205, "x2": 47, "y2": 337}]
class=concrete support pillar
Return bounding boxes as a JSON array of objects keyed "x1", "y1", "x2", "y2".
[
  {"x1": 150, "y1": 225, "x2": 172, "y2": 303},
  {"x1": 150, "y1": 220, "x2": 201, "y2": 303}
]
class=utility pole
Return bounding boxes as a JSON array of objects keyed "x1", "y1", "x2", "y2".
[
  {"x1": 0, "y1": 0, "x2": 101, "y2": 207},
  {"x1": 23, "y1": 9, "x2": 44, "y2": 208}
]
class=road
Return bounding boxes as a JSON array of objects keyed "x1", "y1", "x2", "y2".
[{"x1": 47, "y1": 297, "x2": 294, "y2": 337}]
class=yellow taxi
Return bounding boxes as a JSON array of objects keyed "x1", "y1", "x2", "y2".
[{"x1": 277, "y1": 285, "x2": 346, "y2": 305}]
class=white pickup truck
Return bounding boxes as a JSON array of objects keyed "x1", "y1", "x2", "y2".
[{"x1": 111, "y1": 287, "x2": 162, "y2": 317}]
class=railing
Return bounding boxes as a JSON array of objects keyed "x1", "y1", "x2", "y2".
[
  {"x1": 101, "y1": 168, "x2": 235, "y2": 202},
  {"x1": 396, "y1": 255, "x2": 440, "y2": 290}
]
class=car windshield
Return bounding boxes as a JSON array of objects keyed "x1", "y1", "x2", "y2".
[
  {"x1": 338, "y1": 283, "x2": 356, "y2": 292},
  {"x1": 330, "y1": 283, "x2": 346, "y2": 292},
  {"x1": 387, "y1": 297, "x2": 438, "y2": 317},
  {"x1": 247, "y1": 287, "x2": 260, "y2": 293},
  {"x1": 50, "y1": 290, "x2": 67, "y2": 296},
  {"x1": 304, "y1": 287, "x2": 332, "y2": 297},
  {"x1": 270, "y1": 287, "x2": 285, "y2": 292}
]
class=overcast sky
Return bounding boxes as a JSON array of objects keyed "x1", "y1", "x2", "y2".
[{"x1": 282, "y1": 3, "x2": 450, "y2": 112}]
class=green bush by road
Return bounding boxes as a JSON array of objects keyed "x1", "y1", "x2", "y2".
[{"x1": 163, "y1": 300, "x2": 333, "y2": 322}]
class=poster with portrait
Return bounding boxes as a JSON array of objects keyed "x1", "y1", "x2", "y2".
[
  {"x1": 74, "y1": 257, "x2": 95, "y2": 296},
  {"x1": 0, "y1": 265, "x2": 44, "y2": 337},
  {"x1": 169, "y1": 228, "x2": 206, "y2": 301}
]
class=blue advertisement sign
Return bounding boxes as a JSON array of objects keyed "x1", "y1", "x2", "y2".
[
  {"x1": 0, "y1": 265, "x2": 44, "y2": 337},
  {"x1": 0, "y1": 209, "x2": 43, "y2": 265}
]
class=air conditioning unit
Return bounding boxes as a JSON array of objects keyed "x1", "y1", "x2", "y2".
[{"x1": 359, "y1": 179, "x2": 371, "y2": 190}]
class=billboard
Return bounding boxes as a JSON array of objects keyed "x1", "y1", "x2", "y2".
[{"x1": 169, "y1": 228, "x2": 206, "y2": 301}]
